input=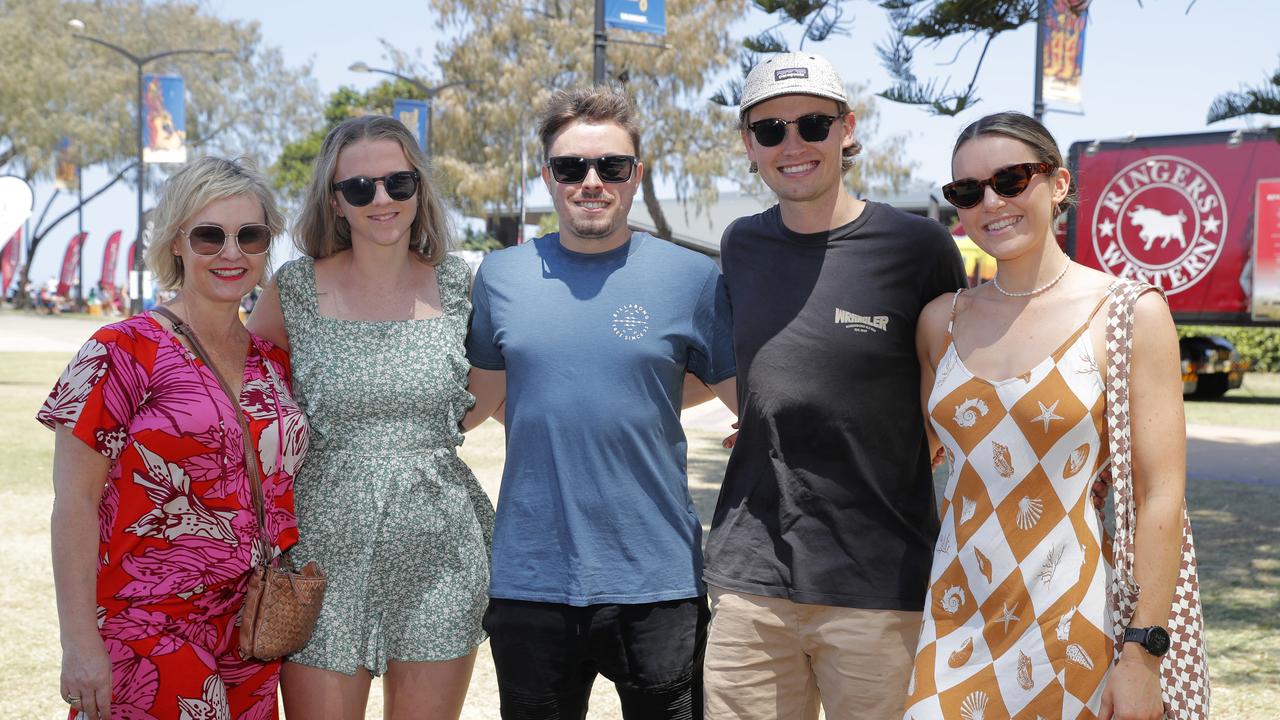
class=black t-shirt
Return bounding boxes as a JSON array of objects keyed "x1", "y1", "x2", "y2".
[{"x1": 704, "y1": 201, "x2": 967, "y2": 610}]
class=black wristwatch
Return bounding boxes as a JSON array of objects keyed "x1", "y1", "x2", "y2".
[{"x1": 1123, "y1": 626, "x2": 1171, "y2": 657}]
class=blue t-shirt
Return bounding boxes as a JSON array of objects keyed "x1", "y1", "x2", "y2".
[{"x1": 466, "y1": 232, "x2": 735, "y2": 605}]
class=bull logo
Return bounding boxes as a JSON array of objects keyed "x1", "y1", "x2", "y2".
[
  {"x1": 1126, "y1": 205, "x2": 1187, "y2": 251},
  {"x1": 1090, "y1": 155, "x2": 1226, "y2": 295}
]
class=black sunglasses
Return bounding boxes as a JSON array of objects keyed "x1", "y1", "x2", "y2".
[
  {"x1": 180, "y1": 224, "x2": 272, "y2": 256},
  {"x1": 331, "y1": 170, "x2": 420, "y2": 207},
  {"x1": 546, "y1": 155, "x2": 637, "y2": 184},
  {"x1": 747, "y1": 114, "x2": 840, "y2": 147},
  {"x1": 943, "y1": 162, "x2": 1053, "y2": 209}
]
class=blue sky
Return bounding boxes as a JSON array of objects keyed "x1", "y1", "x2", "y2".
[{"x1": 21, "y1": 0, "x2": 1279, "y2": 287}]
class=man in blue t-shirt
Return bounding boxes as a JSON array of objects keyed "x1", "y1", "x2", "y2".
[{"x1": 465, "y1": 87, "x2": 737, "y2": 719}]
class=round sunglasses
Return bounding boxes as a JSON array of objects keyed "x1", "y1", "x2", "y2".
[
  {"x1": 180, "y1": 223, "x2": 272, "y2": 256},
  {"x1": 747, "y1": 114, "x2": 840, "y2": 147},
  {"x1": 942, "y1": 162, "x2": 1053, "y2": 209},
  {"x1": 546, "y1": 155, "x2": 637, "y2": 184},
  {"x1": 331, "y1": 170, "x2": 420, "y2": 207}
]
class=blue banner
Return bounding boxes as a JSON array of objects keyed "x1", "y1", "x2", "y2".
[
  {"x1": 142, "y1": 74, "x2": 187, "y2": 164},
  {"x1": 605, "y1": 0, "x2": 666, "y2": 36},
  {"x1": 393, "y1": 99, "x2": 430, "y2": 153}
]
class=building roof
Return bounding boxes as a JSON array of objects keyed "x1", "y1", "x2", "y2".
[{"x1": 522, "y1": 183, "x2": 955, "y2": 257}]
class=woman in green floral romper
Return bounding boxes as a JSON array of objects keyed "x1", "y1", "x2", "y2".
[{"x1": 249, "y1": 115, "x2": 494, "y2": 719}]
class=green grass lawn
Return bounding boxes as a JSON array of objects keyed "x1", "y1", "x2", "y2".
[
  {"x1": 1183, "y1": 372, "x2": 1280, "y2": 429},
  {"x1": 2, "y1": 352, "x2": 1276, "y2": 718}
]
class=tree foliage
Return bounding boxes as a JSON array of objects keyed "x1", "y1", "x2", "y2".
[
  {"x1": 0, "y1": 0, "x2": 319, "y2": 300},
  {"x1": 426, "y1": 0, "x2": 747, "y2": 238},
  {"x1": 0, "y1": 0, "x2": 319, "y2": 180},
  {"x1": 1207, "y1": 61, "x2": 1280, "y2": 126}
]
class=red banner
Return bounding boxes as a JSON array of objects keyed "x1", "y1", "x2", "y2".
[
  {"x1": 57, "y1": 232, "x2": 87, "y2": 297},
  {"x1": 1073, "y1": 133, "x2": 1280, "y2": 320},
  {"x1": 1, "y1": 229, "x2": 18, "y2": 297},
  {"x1": 126, "y1": 240, "x2": 136, "y2": 274},
  {"x1": 100, "y1": 230, "x2": 122, "y2": 291}
]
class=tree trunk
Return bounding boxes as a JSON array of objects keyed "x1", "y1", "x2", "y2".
[{"x1": 640, "y1": 167, "x2": 673, "y2": 242}]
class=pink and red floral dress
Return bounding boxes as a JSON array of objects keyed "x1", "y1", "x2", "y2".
[{"x1": 37, "y1": 313, "x2": 309, "y2": 720}]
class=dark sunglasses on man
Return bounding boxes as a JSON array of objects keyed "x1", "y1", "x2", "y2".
[
  {"x1": 546, "y1": 155, "x2": 638, "y2": 184},
  {"x1": 747, "y1": 114, "x2": 841, "y2": 147},
  {"x1": 180, "y1": 224, "x2": 272, "y2": 256},
  {"x1": 331, "y1": 170, "x2": 421, "y2": 207},
  {"x1": 942, "y1": 162, "x2": 1053, "y2": 209}
]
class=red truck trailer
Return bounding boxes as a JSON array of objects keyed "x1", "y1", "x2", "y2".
[{"x1": 1065, "y1": 128, "x2": 1280, "y2": 397}]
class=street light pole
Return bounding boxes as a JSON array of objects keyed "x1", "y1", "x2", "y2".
[
  {"x1": 69, "y1": 20, "x2": 230, "y2": 315},
  {"x1": 348, "y1": 63, "x2": 473, "y2": 160}
]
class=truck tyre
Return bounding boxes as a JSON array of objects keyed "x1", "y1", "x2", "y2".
[{"x1": 1193, "y1": 374, "x2": 1229, "y2": 399}]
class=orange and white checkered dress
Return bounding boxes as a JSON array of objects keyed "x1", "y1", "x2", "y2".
[{"x1": 904, "y1": 291, "x2": 1116, "y2": 720}]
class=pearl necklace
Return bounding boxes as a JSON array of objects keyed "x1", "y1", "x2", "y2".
[{"x1": 992, "y1": 262, "x2": 1071, "y2": 298}]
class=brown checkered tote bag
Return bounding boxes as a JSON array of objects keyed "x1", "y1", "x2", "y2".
[{"x1": 1103, "y1": 280, "x2": 1210, "y2": 719}]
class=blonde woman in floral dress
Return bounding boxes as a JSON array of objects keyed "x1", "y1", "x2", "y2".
[
  {"x1": 248, "y1": 115, "x2": 493, "y2": 720},
  {"x1": 904, "y1": 113, "x2": 1187, "y2": 720},
  {"x1": 40, "y1": 157, "x2": 307, "y2": 720}
]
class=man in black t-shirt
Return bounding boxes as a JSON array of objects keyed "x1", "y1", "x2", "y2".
[{"x1": 702, "y1": 52, "x2": 967, "y2": 720}]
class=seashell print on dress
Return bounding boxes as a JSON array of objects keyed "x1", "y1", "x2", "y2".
[
  {"x1": 940, "y1": 585, "x2": 966, "y2": 614},
  {"x1": 954, "y1": 398, "x2": 989, "y2": 428},
  {"x1": 1038, "y1": 544, "x2": 1065, "y2": 586},
  {"x1": 1016, "y1": 650, "x2": 1034, "y2": 690},
  {"x1": 1063, "y1": 443, "x2": 1090, "y2": 478},
  {"x1": 960, "y1": 691, "x2": 989, "y2": 720},
  {"x1": 960, "y1": 496, "x2": 977, "y2": 525},
  {"x1": 948, "y1": 636, "x2": 974, "y2": 668},
  {"x1": 974, "y1": 547, "x2": 993, "y2": 583},
  {"x1": 993, "y1": 441, "x2": 1015, "y2": 478},
  {"x1": 1065, "y1": 642, "x2": 1095, "y2": 670},
  {"x1": 1056, "y1": 608, "x2": 1074, "y2": 642},
  {"x1": 1016, "y1": 496, "x2": 1044, "y2": 530}
]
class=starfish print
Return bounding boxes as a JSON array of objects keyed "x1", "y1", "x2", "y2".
[
  {"x1": 1032, "y1": 400, "x2": 1063, "y2": 432},
  {"x1": 994, "y1": 601, "x2": 1020, "y2": 632}
]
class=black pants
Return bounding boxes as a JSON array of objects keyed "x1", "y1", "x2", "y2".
[{"x1": 484, "y1": 596, "x2": 710, "y2": 720}]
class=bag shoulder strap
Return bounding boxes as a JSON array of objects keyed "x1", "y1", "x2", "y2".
[{"x1": 150, "y1": 306, "x2": 273, "y2": 567}]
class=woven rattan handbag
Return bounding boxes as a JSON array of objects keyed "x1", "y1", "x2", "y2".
[
  {"x1": 1102, "y1": 281, "x2": 1210, "y2": 719},
  {"x1": 152, "y1": 307, "x2": 327, "y2": 662}
]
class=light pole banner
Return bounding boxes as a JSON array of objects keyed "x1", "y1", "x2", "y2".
[
  {"x1": 1253, "y1": 178, "x2": 1280, "y2": 321},
  {"x1": 1, "y1": 229, "x2": 19, "y2": 296},
  {"x1": 143, "y1": 74, "x2": 188, "y2": 163},
  {"x1": 1041, "y1": 0, "x2": 1088, "y2": 108},
  {"x1": 58, "y1": 232, "x2": 88, "y2": 297},
  {"x1": 605, "y1": 0, "x2": 666, "y2": 36},
  {"x1": 393, "y1": 99, "x2": 430, "y2": 153},
  {"x1": 100, "y1": 230, "x2": 123, "y2": 293},
  {"x1": 55, "y1": 137, "x2": 79, "y2": 191}
]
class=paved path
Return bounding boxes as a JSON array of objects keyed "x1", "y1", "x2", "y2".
[
  {"x1": 0, "y1": 312, "x2": 111, "y2": 352},
  {"x1": 5, "y1": 312, "x2": 1275, "y2": 486},
  {"x1": 683, "y1": 403, "x2": 1280, "y2": 486}
]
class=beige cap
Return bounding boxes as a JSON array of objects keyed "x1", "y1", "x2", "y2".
[{"x1": 740, "y1": 52, "x2": 847, "y2": 117}]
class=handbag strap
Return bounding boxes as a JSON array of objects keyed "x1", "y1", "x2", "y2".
[
  {"x1": 151, "y1": 306, "x2": 274, "y2": 568},
  {"x1": 1102, "y1": 281, "x2": 1166, "y2": 595}
]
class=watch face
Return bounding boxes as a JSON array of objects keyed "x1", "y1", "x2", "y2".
[{"x1": 1147, "y1": 626, "x2": 1171, "y2": 656}]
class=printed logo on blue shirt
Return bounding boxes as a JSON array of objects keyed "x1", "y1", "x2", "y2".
[{"x1": 612, "y1": 303, "x2": 650, "y2": 340}]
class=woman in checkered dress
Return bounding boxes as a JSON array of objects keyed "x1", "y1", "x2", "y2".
[{"x1": 904, "y1": 112, "x2": 1188, "y2": 720}]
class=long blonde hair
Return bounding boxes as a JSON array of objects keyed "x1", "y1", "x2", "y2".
[{"x1": 292, "y1": 115, "x2": 451, "y2": 263}]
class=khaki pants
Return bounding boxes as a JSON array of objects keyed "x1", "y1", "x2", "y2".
[{"x1": 703, "y1": 586, "x2": 921, "y2": 720}]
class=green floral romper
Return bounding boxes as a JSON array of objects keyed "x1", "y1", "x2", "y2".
[{"x1": 277, "y1": 254, "x2": 494, "y2": 675}]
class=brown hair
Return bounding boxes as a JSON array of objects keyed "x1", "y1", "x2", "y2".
[
  {"x1": 538, "y1": 87, "x2": 642, "y2": 161},
  {"x1": 292, "y1": 115, "x2": 451, "y2": 263},
  {"x1": 953, "y1": 111, "x2": 1077, "y2": 216},
  {"x1": 147, "y1": 156, "x2": 285, "y2": 290}
]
